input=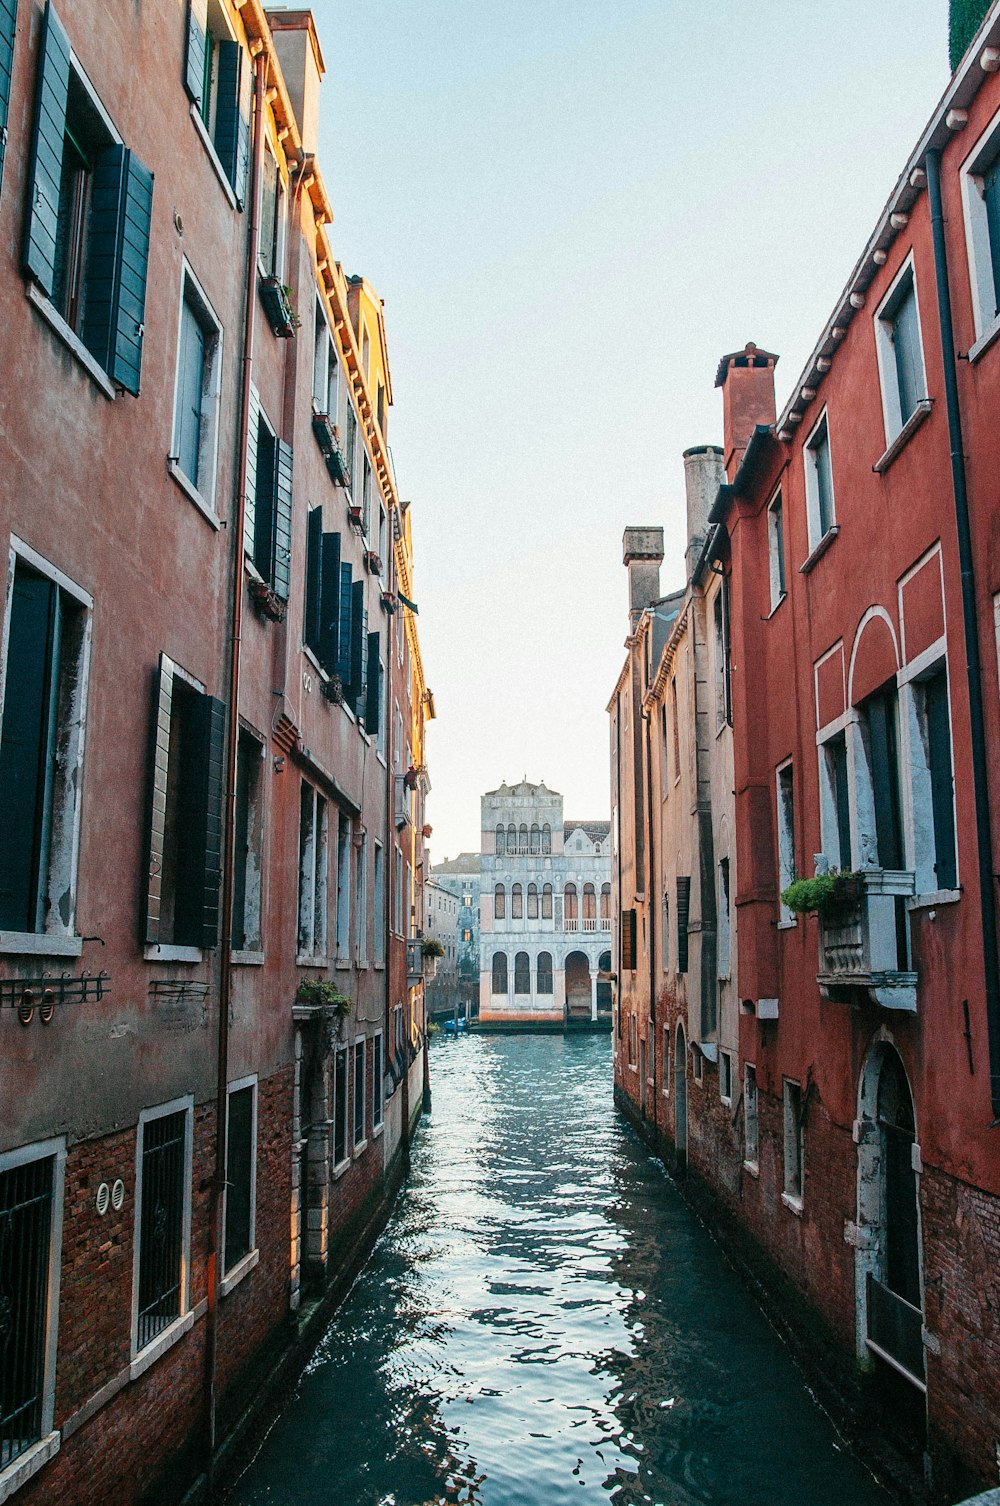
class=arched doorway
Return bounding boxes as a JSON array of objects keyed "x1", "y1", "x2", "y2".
[
  {"x1": 564, "y1": 950, "x2": 591, "y2": 1020},
  {"x1": 674, "y1": 1022, "x2": 688, "y2": 1169}
]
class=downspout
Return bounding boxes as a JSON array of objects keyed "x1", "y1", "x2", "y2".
[
  {"x1": 205, "y1": 42, "x2": 267, "y2": 1475},
  {"x1": 644, "y1": 700, "x2": 657, "y2": 1114},
  {"x1": 926, "y1": 147, "x2": 1000, "y2": 1121}
]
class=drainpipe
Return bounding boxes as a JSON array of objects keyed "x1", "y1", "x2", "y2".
[
  {"x1": 204, "y1": 42, "x2": 267, "y2": 1476},
  {"x1": 926, "y1": 147, "x2": 1000, "y2": 1122},
  {"x1": 643, "y1": 694, "x2": 657, "y2": 1115}
]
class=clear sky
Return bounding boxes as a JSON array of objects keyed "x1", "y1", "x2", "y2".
[{"x1": 310, "y1": 0, "x2": 950, "y2": 861}]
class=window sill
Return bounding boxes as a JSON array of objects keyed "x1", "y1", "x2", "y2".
[
  {"x1": 296, "y1": 956, "x2": 328, "y2": 969},
  {"x1": 0, "y1": 1431, "x2": 60, "y2": 1504},
  {"x1": 189, "y1": 104, "x2": 239, "y2": 210},
  {"x1": 356, "y1": 959, "x2": 370, "y2": 970},
  {"x1": 301, "y1": 644, "x2": 329, "y2": 680},
  {"x1": 144, "y1": 944, "x2": 203, "y2": 963},
  {"x1": 334, "y1": 959, "x2": 352, "y2": 971},
  {"x1": 781, "y1": 1192, "x2": 804, "y2": 1217},
  {"x1": 166, "y1": 458, "x2": 222, "y2": 530},
  {"x1": 372, "y1": 1122, "x2": 384, "y2": 1139},
  {"x1": 967, "y1": 309, "x2": 1000, "y2": 364},
  {"x1": 27, "y1": 283, "x2": 117, "y2": 398},
  {"x1": 906, "y1": 888, "x2": 961, "y2": 912},
  {"x1": 776, "y1": 917, "x2": 797, "y2": 931},
  {"x1": 231, "y1": 949, "x2": 265, "y2": 966},
  {"x1": 873, "y1": 398, "x2": 933, "y2": 474},
  {"x1": 332, "y1": 1156, "x2": 350, "y2": 1181},
  {"x1": 373, "y1": 961, "x2": 386, "y2": 971},
  {"x1": 129, "y1": 1310, "x2": 194, "y2": 1381},
  {"x1": 766, "y1": 591, "x2": 787, "y2": 620},
  {"x1": 0, "y1": 931, "x2": 83, "y2": 958},
  {"x1": 220, "y1": 1246, "x2": 259, "y2": 1297},
  {"x1": 743, "y1": 1159, "x2": 760, "y2": 1179},
  {"x1": 353, "y1": 1139, "x2": 368, "y2": 1160},
  {"x1": 799, "y1": 525, "x2": 840, "y2": 575}
]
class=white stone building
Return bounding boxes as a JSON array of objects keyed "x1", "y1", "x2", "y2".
[{"x1": 479, "y1": 781, "x2": 612, "y2": 1026}]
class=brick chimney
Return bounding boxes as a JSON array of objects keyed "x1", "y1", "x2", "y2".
[
  {"x1": 266, "y1": 10, "x2": 325, "y2": 156},
  {"x1": 715, "y1": 343, "x2": 778, "y2": 481},
  {"x1": 623, "y1": 527, "x2": 664, "y2": 635},
  {"x1": 682, "y1": 445, "x2": 724, "y2": 580}
]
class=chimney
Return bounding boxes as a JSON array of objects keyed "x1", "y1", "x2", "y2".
[
  {"x1": 715, "y1": 343, "x2": 778, "y2": 481},
  {"x1": 623, "y1": 527, "x2": 664, "y2": 635},
  {"x1": 682, "y1": 445, "x2": 725, "y2": 580},
  {"x1": 266, "y1": 10, "x2": 325, "y2": 156}
]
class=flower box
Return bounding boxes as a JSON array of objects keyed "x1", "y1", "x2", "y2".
[
  {"x1": 248, "y1": 576, "x2": 286, "y2": 622},
  {"x1": 380, "y1": 590, "x2": 398, "y2": 614},
  {"x1": 259, "y1": 276, "x2": 299, "y2": 338},
  {"x1": 326, "y1": 447, "x2": 349, "y2": 487},
  {"x1": 320, "y1": 674, "x2": 345, "y2": 706},
  {"x1": 364, "y1": 550, "x2": 382, "y2": 576},
  {"x1": 348, "y1": 503, "x2": 364, "y2": 527}
]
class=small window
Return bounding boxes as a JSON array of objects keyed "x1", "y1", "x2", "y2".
[
  {"x1": 860, "y1": 685, "x2": 905, "y2": 871},
  {"x1": 662, "y1": 1025, "x2": 670, "y2": 1095},
  {"x1": 541, "y1": 883, "x2": 553, "y2": 920},
  {"x1": 507, "y1": 822, "x2": 516, "y2": 854},
  {"x1": 297, "y1": 783, "x2": 328, "y2": 960},
  {"x1": 514, "y1": 951, "x2": 530, "y2": 993},
  {"x1": 312, "y1": 300, "x2": 339, "y2": 419},
  {"x1": 875, "y1": 262, "x2": 927, "y2": 442},
  {"x1": 804, "y1": 413, "x2": 836, "y2": 549},
  {"x1": 258, "y1": 143, "x2": 284, "y2": 279},
  {"x1": 783, "y1": 1079, "x2": 803, "y2": 1202},
  {"x1": 961, "y1": 114, "x2": 1000, "y2": 340},
  {"x1": 621, "y1": 907, "x2": 637, "y2": 971},
  {"x1": 600, "y1": 883, "x2": 611, "y2": 924},
  {"x1": 373, "y1": 844, "x2": 385, "y2": 965},
  {"x1": 184, "y1": 0, "x2": 250, "y2": 204},
  {"x1": 246, "y1": 394, "x2": 293, "y2": 600},
  {"x1": 337, "y1": 813, "x2": 352, "y2": 959},
  {"x1": 676, "y1": 877, "x2": 691, "y2": 973},
  {"x1": 661, "y1": 892, "x2": 670, "y2": 971},
  {"x1": 820, "y1": 732, "x2": 852, "y2": 872},
  {"x1": 511, "y1": 883, "x2": 523, "y2": 920},
  {"x1": 0, "y1": 1143, "x2": 63, "y2": 1467},
  {"x1": 906, "y1": 664, "x2": 958, "y2": 892},
  {"x1": 671, "y1": 680, "x2": 681, "y2": 780},
  {"x1": 720, "y1": 1050, "x2": 733, "y2": 1104},
  {"x1": 136, "y1": 1103, "x2": 191, "y2": 1352},
  {"x1": 537, "y1": 951, "x2": 553, "y2": 994},
  {"x1": 541, "y1": 823, "x2": 552, "y2": 854},
  {"x1": 494, "y1": 883, "x2": 506, "y2": 920},
  {"x1": 354, "y1": 832, "x2": 367, "y2": 962},
  {"x1": 372, "y1": 1032, "x2": 384, "y2": 1130},
  {"x1": 713, "y1": 586, "x2": 732, "y2": 729},
  {"x1": 530, "y1": 824, "x2": 540, "y2": 854},
  {"x1": 527, "y1": 883, "x2": 538, "y2": 919},
  {"x1": 232, "y1": 729, "x2": 264, "y2": 952},
  {"x1": 744, "y1": 1064, "x2": 759, "y2": 1166},
  {"x1": 718, "y1": 857, "x2": 731, "y2": 978},
  {"x1": 776, "y1": 762, "x2": 796, "y2": 922},
  {"x1": 172, "y1": 271, "x2": 223, "y2": 507},
  {"x1": 519, "y1": 823, "x2": 528, "y2": 855},
  {"x1": 495, "y1": 823, "x2": 505, "y2": 856},
  {"x1": 491, "y1": 951, "x2": 508, "y2": 994},
  {"x1": 768, "y1": 490, "x2": 786, "y2": 609},
  {"x1": 393, "y1": 846, "x2": 403, "y2": 935},
  {"x1": 353, "y1": 1039, "x2": 366, "y2": 1147},
  {"x1": 333, "y1": 1046, "x2": 348, "y2": 1167},
  {"x1": 224, "y1": 1081, "x2": 255, "y2": 1273}
]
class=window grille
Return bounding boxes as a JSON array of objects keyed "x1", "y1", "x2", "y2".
[
  {"x1": 0, "y1": 1156, "x2": 53, "y2": 1467},
  {"x1": 137, "y1": 1110, "x2": 187, "y2": 1350}
]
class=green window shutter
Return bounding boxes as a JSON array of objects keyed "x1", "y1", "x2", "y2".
[
  {"x1": 81, "y1": 145, "x2": 154, "y2": 394},
  {"x1": 189, "y1": 691, "x2": 226, "y2": 948},
  {"x1": 337, "y1": 562, "x2": 353, "y2": 685},
  {"x1": 676, "y1": 877, "x2": 691, "y2": 973},
  {"x1": 213, "y1": 39, "x2": 249, "y2": 206},
  {"x1": 0, "y1": 566, "x2": 56, "y2": 932},
  {"x1": 142, "y1": 655, "x2": 175, "y2": 947},
  {"x1": 365, "y1": 631, "x2": 380, "y2": 734},
  {"x1": 184, "y1": 0, "x2": 207, "y2": 110},
  {"x1": 304, "y1": 506, "x2": 323, "y2": 652},
  {"x1": 272, "y1": 439, "x2": 293, "y2": 600},
  {"x1": 0, "y1": 0, "x2": 18, "y2": 196},
  {"x1": 318, "y1": 530, "x2": 341, "y2": 675},
  {"x1": 349, "y1": 582, "x2": 366, "y2": 712},
  {"x1": 23, "y1": 0, "x2": 70, "y2": 295},
  {"x1": 244, "y1": 385, "x2": 259, "y2": 560}
]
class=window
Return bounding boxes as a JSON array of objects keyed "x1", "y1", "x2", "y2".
[
  {"x1": 564, "y1": 884, "x2": 578, "y2": 930},
  {"x1": 662, "y1": 1025, "x2": 670, "y2": 1095},
  {"x1": 583, "y1": 883, "x2": 596, "y2": 926},
  {"x1": 491, "y1": 952, "x2": 508, "y2": 994},
  {"x1": 904, "y1": 663, "x2": 958, "y2": 893},
  {"x1": 0, "y1": 0, "x2": 16, "y2": 197},
  {"x1": 804, "y1": 412, "x2": 836, "y2": 549},
  {"x1": 24, "y1": 7, "x2": 153, "y2": 394},
  {"x1": 713, "y1": 584, "x2": 732, "y2": 729},
  {"x1": 0, "y1": 552, "x2": 90, "y2": 939},
  {"x1": 373, "y1": 844, "x2": 385, "y2": 965},
  {"x1": 393, "y1": 846, "x2": 404, "y2": 935},
  {"x1": 776, "y1": 761, "x2": 796, "y2": 922},
  {"x1": 600, "y1": 883, "x2": 611, "y2": 925},
  {"x1": 819, "y1": 732, "x2": 852, "y2": 871},
  {"x1": 514, "y1": 951, "x2": 530, "y2": 993},
  {"x1": 353, "y1": 1040, "x2": 366, "y2": 1147},
  {"x1": 232, "y1": 729, "x2": 263, "y2": 952},
  {"x1": 676, "y1": 877, "x2": 691, "y2": 973},
  {"x1": 297, "y1": 783, "x2": 328, "y2": 960},
  {"x1": 537, "y1": 951, "x2": 553, "y2": 993},
  {"x1": 511, "y1": 883, "x2": 523, "y2": 920},
  {"x1": 184, "y1": 0, "x2": 250, "y2": 204},
  {"x1": 245, "y1": 392, "x2": 293, "y2": 600},
  {"x1": 621, "y1": 907, "x2": 637, "y2": 972},
  {"x1": 661, "y1": 893, "x2": 670, "y2": 971},
  {"x1": 312, "y1": 300, "x2": 339, "y2": 419},
  {"x1": 224, "y1": 1080, "x2": 256, "y2": 1274},
  {"x1": 494, "y1": 883, "x2": 505, "y2": 919},
  {"x1": 354, "y1": 832, "x2": 367, "y2": 962},
  {"x1": 518, "y1": 823, "x2": 528, "y2": 855},
  {"x1": 671, "y1": 680, "x2": 681, "y2": 780},
  {"x1": 861, "y1": 685, "x2": 904, "y2": 870},
  {"x1": 527, "y1": 883, "x2": 538, "y2": 919},
  {"x1": 171, "y1": 269, "x2": 223, "y2": 507},
  {"x1": 541, "y1": 823, "x2": 551, "y2": 854},
  {"x1": 257, "y1": 143, "x2": 284, "y2": 278},
  {"x1": 541, "y1": 883, "x2": 553, "y2": 920},
  {"x1": 135, "y1": 1101, "x2": 192, "y2": 1352},
  {"x1": 875, "y1": 261, "x2": 927, "y2": 442},
  {"x1": 783, "y1": 1079, "x2": 803, "y2": 1203},
  {"x1": 507, "y1": 822, "x2": 516, "y2": 854},
  {"x1": 744, "y1": 1065, "x2": 759, "y2": 1167},
  {"x1": 344, "y1": 403, "x2": 358, "y2": 496},
  {"x1": 372, "y1": 1032, "x2": 384, "y2": 1130},
  {"x1": 720, "y1": 1050, "x2": 733, "y2": 1103},
  {"x1": 530, "y1": 824, "x2": 540, "y2": 854},
  {"x1": 142, "y1": 656, "x2": 224, "y2": 952},
  {"x1": 337, "y1": 813, "x2": 352, "y2": 959},
  {"x1": 768, "y1": 490, "x2": 786, "y2": 608},
  {"x1": 495, "y1": 824, "x2": 505, "y2": 856},
  {"x1": 361, "y1": 455, "x2": 373, "y2": 537},
  {"x1": 718, "y1": 858, "x2": 731, "y2": 978},
  {"x1": 333, "y1": 1047, "x2": 348, "y2": 1168},
  {"x1": 961, "y1": 112, "x2": 1000, "y2": 341},
  {"x1": 0, "y1": 1140, "x2": 64, "y2": 1471}
]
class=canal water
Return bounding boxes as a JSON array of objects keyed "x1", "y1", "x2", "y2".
[{"x1": 229, "y1": 1033, "x2": 889, "y2": 1506}]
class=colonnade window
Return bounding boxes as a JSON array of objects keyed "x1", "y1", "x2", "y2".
[
  {"x1": 490, "y1": 950, "x2": 555, "y2": 994},
  {"x1": 542, "y1": 823, "x2": 552, "y2": 854},
  {"x1": 495, "y1": 823, "x2": 505, "y2": 855},
  {"x1": 537, "y1": 951, "x2": 553, "y2": 993},
  {"x1": 542, "y1": 883, "x2": 553, "y2": 919},
  {"x1": 519, "y1": 823, "x2": 528, "y2": 854},
  {"x1": 564, "y1": 884, "x2": 578, "y2": 925},
  {"x1": 494, "y1": 883, "x2": 505, "y2": 919},
  {"x1": 600, "y1": 883, "x2": 610, "y2": 922},
  {"x1": 511, "y1": 883, "x2": 523, "y2": 919},
  {"x1": 507, "y1": 822, "x2": 516, "y2": 852},
  {"x1": 491, "y1": 952, "x2": 507, "y2": 993},
  {"x1": 527, "y1": 883, "x2": 538, "y2": 919},
  {"x1": 530, "y1": 824, "x2": 540, "y2": 854},
  {"x1": 583, "y1": 883, "x2": 596, "y2": 922},
  {"x1": 514, "y1": 951, "x2": 530, "y2": 993}
]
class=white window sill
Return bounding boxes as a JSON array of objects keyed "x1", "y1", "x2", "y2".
[
  {"x1": 232, "y1": 949, "x2": 265, "y2": 966},
  {"x1": 353, "y1": 1140, "x2": 368, "y2": 1160},
  {"x1": 129, "y1": 1310, "x2": 194, "y2": 1381},
  {"x1": 781, "y1": 1191, "x2": 804, "y2": 1217},
  {"x1": 189, "y1": 104, "x2": 238, "y2": 210},
  {"x1": 26, "y1": 283, "x2": 116, "y2": 399},
  {"x1": 720, "y1": 1095, "x2": 732, "y2": 1108},
  {"x1": 166, "y1": 458, "x2": 222, "y2": 531},
  {"x1": 296, "y1": 955, "x2": 328, "y2": 969},
  {"x1": 0, "y1": 1431, "x2": 60, "y2": 1504},
  {"x1": 873, "y1": 398, "x2": 933, "y2": 474},
  {"x1": 331, "y1": 1157, "x2": 350, "y2": 1181},
  {"x1": 906, "y1": 888, "x2": 962, "y2": 911},
  {"x1": 334, "y1": 959, "x2": 352, "y2": 971},
  {"x1": 372, "y1": 1121, "x2": 384, "y2": 1139},
  {"x1": 356, "y1": 959, "x2": 370, "y2": 970},
  {"x1": 373, "y1": 960, "x2": 386, "y2": 971},
  {"x1": 220, "y1": 1246, "x2": 259, "y2": 1297},
  {"x1": 799, "y1": 525, "x2": 840, "y2": 575},
  {"x1": 967, "y1": 308, "x2": 1000, "y2": 364},
  {"x1": 0, "y1": 931, "x2": 82, "y2": 958},
  {"x1": 766, "y1": 591, "x2": 787, "y2": 619},
  {"x1": 776, "y1": 917, "x2": 797, "y2": 931},
  {"x1": 743, "y1": 1159, "x2": 760, "y2": 1179},
  {"x1": 144, "y1": 944, "x2": 203, "y2": 963}
]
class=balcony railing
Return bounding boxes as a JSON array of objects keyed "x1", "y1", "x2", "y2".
[
  {"x1": 817, "y1": 869, "x2": 917, "y2": 1011},
  {"x1": 561, "y1": 917, "x2": 611, "y2": 933},
  {"x1": 866, "y1": 1272, "x2": 925, "y2": 1390}
]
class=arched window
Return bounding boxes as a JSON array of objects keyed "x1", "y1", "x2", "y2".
[
  {"x1": 600, "y1": 883, "x2": 611, "y2": 923},
  {"x1": 494, "y1": 883, "x2": 505, "y2": 919},
  {"x1": 537, "y1": 951, "x2": 553, "y2": 993},
  {"x1": 564, "y1": 883, "x2": 578, "y2": 930},
  {"x1": 583, "y1": 883, "x2": 597, "y2": 926},
  {"x1": 495, "y1": 823, "x2": 505, "y2": 856},
  {"x1": 507, "y1": 822, "x2": 516, "y2": 854},
  {"x1": 511, "y1": 883, "x2": 523, "y2": 920},
  {"x1": 527, "y1": 883, "x2": 538, "y2": 919},
  {"x1": 491, "y1": 952, "x2": 508, "y2": 993},
  {"x1": 530, "y1": 824, "x2": 540, "y2": 854},
  {"x1": 518, "y1": 823, "x2": 528, "y2": 854},
  {"x1": 514, "y1": 951, "x2": 530, "y2": 993},
  {"x1": 542, "y1": 883, "x2": 553, "y2": 919},
  {"x1": 542, "y1": 823, "x2": 552, "y2": 854}
]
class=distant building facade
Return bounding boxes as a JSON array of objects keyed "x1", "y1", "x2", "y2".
[
  {"x1": 430, "y1": 851, "x2": 481, "y2": 1013},
  {"x1": 423, "y1": 877, "x2": 460, "y2": 1015}
]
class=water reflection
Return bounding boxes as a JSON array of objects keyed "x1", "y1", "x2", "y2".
[{"x1": 228, "y1": 1034, "x2": 887, "y2": 1506}]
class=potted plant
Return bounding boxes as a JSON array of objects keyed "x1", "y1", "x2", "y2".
[
  {"x1": 348, "y1": 502, "x2": 364, "y2": 527},
  {"x1": 381, "y1": 590, "x2": 398, "y2": 615},
  {"x1": 780, "y1": 871, "x2": 861, "y2": 925},
  {"x1": 326, "y1": 445, "x2": 349, "y2": 487},
  {"x1": 311, "y1": 409, "x2": 336, "y2": 456},
  {"x1": 259, "y1": 275, "x2": 299, "y2": 338},
  {"x1": 321, "y1": 673, "x2": 346, "y2": 706},
  {"x1": 421, "y1": 936, "x2": 445, "y2": 980},
  {"x1": 364, "y1": 550, "x2": 382, "y2": 576},
  {"x1": 248, "y1": 576, "x2": 286, "y2": 623}
]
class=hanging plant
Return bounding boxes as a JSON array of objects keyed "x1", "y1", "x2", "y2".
[
  {"x1": 295, "y1": 979, "x2": 352, "y2": 1018},
  {"x1": 780, "y1": 871, "x2": 861, "y2": 921},
  {"x1": 420, "y1": 937, "x2": 445, "y2": 959}
]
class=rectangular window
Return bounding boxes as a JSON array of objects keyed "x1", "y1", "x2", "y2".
[
  {"x1": 344, "y1": 403, "x2": 358, "y2": 496},
  {"x1": 171, "y1": 269, "x2": 222, "y2": 507},
  {"x1": 961, "y1": 117, "x2": 1000, "y2": 339},
  {"x1": 876, "y1": 262, "x2": 927, "y2": 441},
  {"x1": 661, "y1": 893, "x2": 670, "y2": 971},
  {"x1": 232, "y1": 729, "x2": 263, "y2": 952},
  {"x1": 776, "y1": 761, "x2": 796, "y2": 922},
  {"x1": 224, "y1": 1080, "x2": 256, "y2": 1274},
  {"x1": 713, "y1": 584, "x2": 732, "y2": 728},
  {"x1": 373, "y1": 843, "x2": 385, "y2": 965},
  {"x1": 720, "y1": 1049, "x2": 733, "y2": 1104},
  {"x1": 184, "y1": 0, "x2": 250, "y2": 204},
  {"x1": 0, "y1": 0, "x2": 16, "y2": 198},
  {"x1": 353, "y1": 1039, "x2": 366, "y2": 1147},
  {"x1": 620, "y1": 907, "x2": 637, "y2": 972},
  {"x1": 372, "y1": 1032, "x2": 384, "y2": 1130},
  {"x1": 744, "y1": 1064, "x2": 759, "y2": 1166},
  {"x1": 671, "y1": 680, "x2": 681, "y2": 781},
  {"x1": 135, "y1": 1102, "x2": 191, "y2": 1352},
  {"x1": 907, "y1": 665, "x2": 958, "y2": 892},
  {"x1": 393, "y1": 846, "x2": 404, "y2": 934},
  {"x1": 333, "y1": 1047, "x2": 348, "y2": 1168},
  {"x1": 355, "y1": 832, "x2": 367, "y2": 962},
  {"x1": 297, "y1": 783, "x2": 328, "y2": 959},
  {"x1": 245, "y1": 392, "x2": 292, "y2": 600},
  {"x1": 312, "y1": 299, "x2": 338, "y2": 418},
  {"x1": 768, "y1": 490, "x2": 786, "y2": 608},
  {"x1": 362, "y1": 455, "x2": 373, "y2": 536},
  {"x1": 804, "y1": 413, "x2": 836, "y2": 548},
  {"x1": 717, "y1": 858, "x2": 731, "y2": 977},
  {"x1": 0, "y1": 553, "x2": 90, "y2": 938},
  {"x1": 662, "y1": 1024, "x2": 670, "y2": 1095},
  {"x1": 676, "y1": 876, "x2": 691, "y2": 973},
  {"x1": 336, "y1": 812, "x2": 351, "y2": 959},
  {"x1": 820, "y1": 732, "x2": 852, "y2": 871},
  {"x1": 783, "y1": 1079, "x2": 803, "y2": 1203},
  {"x1": 862, "y1": 686, "x2": 904, "y2": 870},
  {"x1": 257, "y1": 143, "x2": 284, "y2": 277}
]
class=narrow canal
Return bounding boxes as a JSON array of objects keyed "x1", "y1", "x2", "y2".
[{"x1": 229, "y1": 1034, "x2": 889, "y2": 1506}]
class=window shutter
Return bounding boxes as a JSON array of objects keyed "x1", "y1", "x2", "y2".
[
  {"x1": 142, "y1": 655, "x2": 175, "y2": 947},
  {"x1": 82, "y1": 145, "x2": 154, "y2": 395},
  {"x1": 676, "y1": 876, "x2": 691, "y2": 973},
  {"x1": 272, "y1": 439, "x2": 293, "y2": 600},
  {"x1": 188, "y1": 691, "x2": 226, "y2": 948},
  {"x1": 0, "y1": 0, "x2": 17, "y2": 196},
  {"x1": 305, "y1": 506, "x2": 323, "y2": 651},
  {"x1": 350, "y1": 581, "x2": 367, "y2": 713},
  {"x1": 214, "y1": 40, "x2": 250, "y2": 206},
  {"x1": 244, "y1": 386, "x2": 259, "y2": 559},
  {"x1": 984, "y1": 158, "x2": 1000, "y2": 315},
  {"x1": 365, "y1": 631, "x2": 380, "y2": 734},
  {"x1": 621, "y1": 908, "x2": 636, "y2": 972},
  {"x1": 23, "y1": 0, "x2": 70, "y2": 294},
  {"x1": 318, "y1": 530, "x2": 341, "y2": 675},
  {"x1": 337, "y1": 562, "x2": 353, "y2": 685},
  {"x1": 184, "y1": 0, "x2": 207, "y2": 110}
]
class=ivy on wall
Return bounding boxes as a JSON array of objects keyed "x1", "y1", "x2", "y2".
[{"x1": 950, "y1": 0, "x2": 991, "y2": 69}]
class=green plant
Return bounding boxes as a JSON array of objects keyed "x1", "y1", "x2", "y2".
[
  {"x1": 781, "y1": 871, "x2": 861, "y2": 921},
  {"x1": 295, "y1": 980, "x2": 352, "y2": 1017},
  {"x1": 281, "y1": 284, "x2": 302, "y2": 330},
  {"x1": 421, "y1": 936, "x2": 445, "y2": 959}
]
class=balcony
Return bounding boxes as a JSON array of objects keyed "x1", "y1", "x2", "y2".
[
  {"x1": 866, "y1": 1272, "x2": 925, "y2": 1390},
  {"x1": 817, "y1": 869, "x2": 916, "y2": 1011},
  {"x1": 560, "y1": 917, "x2": 612, "y2": 933}
]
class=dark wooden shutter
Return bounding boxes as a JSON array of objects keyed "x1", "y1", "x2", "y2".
[
  {"x1": 272, "y1": 440, "x2": 293, "y2": 600},
  {"x1": 337, "y1": 563, "x2": 353, "y2": 685},
  {"x1": 349, "y1": 581, "x2": 367, "y2": 713},
  {"x1": 318, "y1": 531, "x2": 341, "y2": 675},
  {"x1": 621, "y1": 908, "x2": 637, "y2": 972},
  {"x1": 142, "y1": 655, "x2": 175, "y2": 946},
  {"x1": 0, "y1": 0, "x2": 17, "y2": 196},
  {"x1": 305, "y1": 506, "x2": 323, "y2": 653},
  {"x1": 925, "y1": 671, "x2": 957, "y2": 890},
  {"x1": 866, "y1": 689, "x2": 904, "y2": 870},
  {"x1": 244, "y1": 387, "x2": 259, "y2": 561},
  {"x1": 184, "y1": 0, "x2": 207, "y2": 109},
  {"x1": 214, "y1": 40, "x2": 250, "y2": 205},
  {"x1": 82, "y1": 145, "x2": 154, "y2": 394},
  {"x1": 365, "y1": 631, "x2": 380, "y2": 734},
  {"x1": 23, "y1": 0, "x2": 70, "y2": 294},
  {"x1": 0, "y1": 567, "x2": 56, "y2": 932},
  {"x1": 189, "y1": 691, "x2": 226, "y2": 948},
  {"x1": 676, "y1": 876, "x2": 691, "y2": 973}
]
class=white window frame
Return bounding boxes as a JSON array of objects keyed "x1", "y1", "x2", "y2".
[
  {"x1": 297, "y1": 784, "x2": 328, "y2": 963},
  {"x1": 355, "y1": 830, "x2": 368, "y2": 964},
  {"x1": 767, "y1": 487, "x2": 786, "y2": 610},
  {"x1": 719, "y1": 1049, "x2": 733, "y2": 1105},
  {"x1": 717, "y1": 857, "x2": 731, "y2": 979},
  {"x1": 896, "y1": 644, "x2": 959, "y2": 900},
  {"x1": 353, "y1": 1037, "x2": 367, "y2": 1154},
  {"x1": 661, "y1": 1022, "x2": 670, "y2": 1095},
  {"x1": 776, "y1": 759, "x2": 796, "y2": 925},
  {"x1": 0, "y1": 539, "x2": 93, "y2": 957},
  {"x1": 372, "y1": 1029, "x2": 384, "y2": 1131},
  {"x1": 131, "y1": 1097, "x2": 194, "y2": 1374},
  {"x1": 782, "y1": 1078, "x2": 804, "y2": 1211},
  {"x1": 873, "y1": 253, "x2": 928, "y2": 448},
  {"x1": 168, "y1": 261, "x2": 224, "y2": 523},
  {"x1": 373, "y1": 841, "x2": 385, "y2": 965},
  {"x1": 743, "y1": 1064, "x2": 759, "y2": 1171},
  {"x1": 312, "y1": 296, "x2": 339, "y2": 419},
  {"x1": 221, "y1": 1075, "x2": 259, "y2": 1294},
  {"x1": 961, "y1": 103, "x2": 1000, "y2": 354},
  {"x1": 803, "y1": 409, "x2": 836, "y2": 552}
]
